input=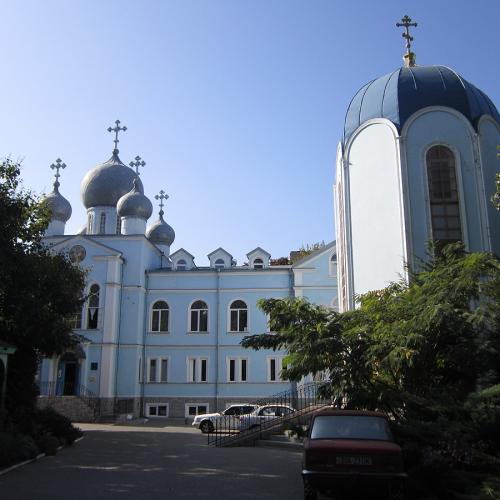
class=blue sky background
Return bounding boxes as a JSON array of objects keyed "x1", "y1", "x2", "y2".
[{"x1": 2, "y1": 0, "x2": 499, "y2": 265}]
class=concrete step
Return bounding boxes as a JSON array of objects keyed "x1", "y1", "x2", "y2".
[{"x1": 37, "y1": 396, "x2": 96, "y2": 422}]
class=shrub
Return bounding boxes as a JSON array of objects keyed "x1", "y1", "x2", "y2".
[
  {"x1": 36, "y1": 434, "x2": 59, "y2": 456},
  {"x1": 35, "y1": 407, "x2": 83, "y2": 445},
  {"x1": 0, "y1": 432, "x2": 40, "y2": 467}
]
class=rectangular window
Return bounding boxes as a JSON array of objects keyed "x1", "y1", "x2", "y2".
[
  {"x1": 69, "y1": 310, "x2": 82, "y2": 329},
  {"x1": 199, "y1": 310, "x2": 208, "y2": 331},
  {"x1": 146, "y1": 403, "x2": 169, "y2": 418},
  {"x1": 230, "y1": 311, "x2": 238, "y2": 332},
  {"x1": 90, "y1": 362, "x2": 98, "y2": 371},
  {"x1": 186, "y1": 404, "x2": 209, "y2": 418},
  {"x1": 152, "y1": 310, "x2": 160, "y2": 332},
  {"x1": 160, "y1": 359, "x2": 168, "y2": 383},
  {"x1": 187, "y1": 357, "x2": 208, "y2": 383},
  {"x1": 149, "y1": 359, "x2": 157, "y2": 383},
  {"x1": 191, "y1": 310, "x2": 198, "y2": 332},
  {"x1": 267, "y1": 357, "x2": 284, "y2": 382},
  {"x1": 227, "y1": 358, "x2": 248, "y2": 382}
]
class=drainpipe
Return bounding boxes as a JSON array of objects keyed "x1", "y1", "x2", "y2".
[
  {"x1": 140, "y1": 271, "x2": 149, "y2": 417},
  {"x1": 215, "y1": 268, "x2": 221, "y2": 411}
]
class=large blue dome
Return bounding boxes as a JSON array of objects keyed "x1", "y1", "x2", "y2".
[{"x1": 344, "y1": 65, "x2": 500, "y2": 144}]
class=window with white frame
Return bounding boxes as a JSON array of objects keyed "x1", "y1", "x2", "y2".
[
  {"x1": 99, "y1": 212, "x2": 106, "y2": 234},
  {"x1": 148, "y1": 357, "x2": 169, "y2": 383},
  {"x1": 187, "y1": 357, "x2": 208, "y2": 382},
  {"x1": 185, "y1": 403, "x2": 209, "y2": 418},
  {"x1": 329, "y1": 252, "x2": 337, "y2": 277},
  {"x1": 267, "y1": 356, "x2": 285, "y2": 382},
  {"x1": 151, "y1": 300, "x2": 169, "y2": 332},
  {"x1": 87, "y1": 284, "x2": 100, "y2": 329},
  {"x1": 146, "y1": 403, "x2": 169, "y2": 417},
  {"x1": 214, "y1": 258, "x2": 225, "y2": 270},
  {"x1": 69, "y1": 308, "x2": 83, "y2": 329},
  {"x1": 229, "y1": 300, "x2": 248, "y2": 332},
  {"x1": 189, "y1": 300, "x2": 208, "y2": 332},
  {"x1": 176, "y1": 259, "x2": 187, "y2": 270},
  {"x1": 253, "y1": 258, "x2": 264, "y2": 269},
  {"x1": 87, "y1": 213, "x2": 93, "y2": 233},
  {"x1": 116, "y1": 215, "x2": 122, "y2": 235},
  {"x1": 227, "y1": 357, "x2": 248, "y2": 382}
]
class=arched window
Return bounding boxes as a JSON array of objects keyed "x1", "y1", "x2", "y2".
[
  {"x1": 151, "y1": 300, "x2": 169, "y2": 332},
  {"x1": 116, "y1": 216, "x2": 122, "y2": 235},
  {"x1": 214, "y1": 258, "x2": 225, "y2": 270},
  {"x1": 176, "y1": 259, "x2": 187, "y2": 271},
  {"x1": 88, "y1": 213, "x2": 93, "y2": 233},
  {"x1": 253, "y1": 258, "x2": 264, "y2": 269},
  {"x1": 426, "y1": 145, "x2": 462, "y2": 245},
  {"x1": 329, "y1": 252, "x2": 337, "y2": 276},
  {"x1": 190, "y1": 300, "x2": 208, "y2": 332},
  {"x1": 99, "y1": 213, "x2": 106, "y2": 234},
  {"x1": 87, "y1": 284, "x2": 100, "y2": 329},
  {"x1": 229, "y1": 300, "x2": 248, "y2": 332}
]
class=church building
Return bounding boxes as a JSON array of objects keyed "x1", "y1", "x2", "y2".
[
  {"x1": 335, "y1": 16, "x2": 500, "y2": 312},
  {"x1": 38, "y1": 123, "x2": 338, "y2": 420}
]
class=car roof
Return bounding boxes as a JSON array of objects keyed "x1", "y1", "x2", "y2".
[{"x1": 312, "y1": 408, "x2": 388, "y2": 418}]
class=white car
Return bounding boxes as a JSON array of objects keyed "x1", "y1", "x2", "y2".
[
  {"x1": 238, "y1": 404, "x2": 295, "y2": 431},
  {"x1": 192, "y1": 404, "x2": 257, "y2": 433}
]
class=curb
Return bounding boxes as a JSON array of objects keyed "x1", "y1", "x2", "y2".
[{"x1": 0, "y1": 436, "x2": 84, "y2": 476}]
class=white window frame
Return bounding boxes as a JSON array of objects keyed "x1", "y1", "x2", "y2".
[
  {"x1": 214, "y1": 258, "x2": 225, "y2": 270},
  {"x1": 150, "y1": 300, "x2": 170, "y2": 333},
  {"x1": 185, "y1": 403, "x2": 209, "y2": 418},
  {"x1": 267, "y1": 356, "x2": 285, "y2": 382},
  {"x1": 148, "y1": 356, "x2": 169, "y2": 383},
  {"x1": 146, "y1": 403, "x2": 169, "y2": 418},
  {"x1": 85, "y1": 282, "x2": 101, "y2": 330},
  {"x1": 228, "y1": 299, "x2": 249, "y2": 333},
  {"x1": 176, "y1": 259, "x2": 187, "y2": 270},
  {"x1": 116, "y1": 215, "x2": 122, "y2": 235},
  {"x1": 186, "y1": 357, "x2": 208, "y2": 383},
  {"x1": 99, "y1": 212, "x2": 106, "y2": 234},
  {"x1": 252, "y1": 258, "x2": 264, "y2": 269},
  {"x1": 226, "y1": 357, "x2": 248, "y2": 382},
  {"x1": 188, "y1": 300, "x2": 209, "y2": 333},
  {"x1": 329, "y1": 252, "x2": 337, "y2": 277}
]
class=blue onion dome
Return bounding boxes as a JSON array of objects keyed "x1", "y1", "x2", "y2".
[
  {"x1": 344, "y1": 65, "x2": 500, "y2": 144},
  {"x1": 42, "y1": 184, "x2": 72, "y2": 222},
  {"x1": 146, "y1": 211, "x2": 175, "y2": 246},
  {"x1": 80, "y1": 151, "x2": 144, "y2": 208},
  {"x1": 117, "y1": 179, "x2": 153, "y2": 220}
]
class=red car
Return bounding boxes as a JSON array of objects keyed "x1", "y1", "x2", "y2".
[{"x1": 302, "y1": 409, "x2": 406, "y2": 500}]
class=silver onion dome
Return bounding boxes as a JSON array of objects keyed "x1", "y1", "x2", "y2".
[
  {"x1": 80, "y1": 152, "x2": 144, "y2": 209},
  {"x1": 42, "y1": 184, "x2": 72, "y2": 222},
  {"x1": 146, "y1": 213, "x2": 175, "y2": 246},
  {"x1": 117, "y1": 179, "x2": 153, "y2": 220}
]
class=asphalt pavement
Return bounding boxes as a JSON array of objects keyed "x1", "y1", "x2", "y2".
[{"x1": 0, "y1": 422, "x2": 304, "y2": 500}]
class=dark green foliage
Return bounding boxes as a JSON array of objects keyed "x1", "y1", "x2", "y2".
[
  {"x1": 34, "y1": 407, "x2": 82, "y2": 445},
  {"x1": 0, "y1": 159, "x2": 86, "y2": 415},
  {"x1": 242, "y1": 243, "x2": 500, "y2": 498},
  {"x1": 36, "y1": 434, "x2": 60, "y2": 456}
]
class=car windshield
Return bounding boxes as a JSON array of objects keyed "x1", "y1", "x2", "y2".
[{"x1": 310, "y1": 415, "x2": 392, "y2": 441}]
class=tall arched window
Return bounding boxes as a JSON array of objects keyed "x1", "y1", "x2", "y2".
[
  {"x1": 329, "y1": 252, "x2": 337, "y2": 277},
  {"x1": 151, "y1": 300, "x2": 169, "y2": 333},
  {"x1": 426, "y1": 146, "x2": 462, "y2": 245},
  {"x1": 116, "y1": 216, "x2": 122, "y2": 235},
  {"x1": 87, "y1": 284, "x2": 100, "y2": 329},
  {"x1": 88, "y1": 213, "x2": 93, "y2": 233},
  {"x1": 99, "y1": 213, "x2": 106, "y2": 234},
  {"x1": 229, "y1": 300, "x2": 248, "y2": 332},
  {"x1": 190, "y1": 300, "x2": 208, "y2": 332}
]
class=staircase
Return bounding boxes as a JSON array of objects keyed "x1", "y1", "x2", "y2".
[{"x1": 207, "y1": 382, "x2": 331, "y2": 447}]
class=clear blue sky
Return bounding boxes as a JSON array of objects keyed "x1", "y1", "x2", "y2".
[{"x1": 2, "y1": 0, "x2": 499, "y2": 265}]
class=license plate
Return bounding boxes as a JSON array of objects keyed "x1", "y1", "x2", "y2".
[{"x1": 336, "y1": 455, "x2": 372, "y2": 466}]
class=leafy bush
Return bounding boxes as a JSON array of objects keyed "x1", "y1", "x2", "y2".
[
  {"x1": 35, "y1": 407, "x2": 82, "y2": 445},
  {"x1": 36, "y1": 434, "x2": 59, "y2": 456},
  {"x1": 0, "y1": 432, "x2": 39, "y2": 467}
]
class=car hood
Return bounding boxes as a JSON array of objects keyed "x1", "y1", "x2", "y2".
[{"x1": 193, "y1": 412, "x2": 221, "y2": 421}]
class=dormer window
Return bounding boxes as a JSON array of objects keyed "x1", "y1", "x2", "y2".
[
  {"x1": 214, "y1": 259, "x2": 225, "y2": 270},
  {"x1": 177, "y1": 259, "x2": 187, "y2": 271},
  {"x1": 253, "y1": 258, "x2": 264, "y2": 269}
]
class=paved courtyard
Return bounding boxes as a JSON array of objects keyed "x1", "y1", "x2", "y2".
[{"x1": 0, "y1": 422, "x2": 304, "y2": 500}]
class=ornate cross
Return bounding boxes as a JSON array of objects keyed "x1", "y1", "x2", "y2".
[
  {"x1": 155, "y1": 190, "x2": 169, "y2": 216},
  {"x1": 396, "y1": 15, "x2": 418, "y2": 56},
  {"x1": 130, "y1": 155, "x2": 146, "y2": 175},
  {"x1": 50, "y1": 158, "x2": 66, "y2": 188},
  {"x1": 107, "y1": 119, "x2": 127, "y2": 152}
]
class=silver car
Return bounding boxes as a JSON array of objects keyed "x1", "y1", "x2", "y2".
[
  {"x1": 239, "y1": 404, "x2": 295, "y2": 430},
  {"x1": 192, "y1": 404, "x2": 257, "y2": 433}
]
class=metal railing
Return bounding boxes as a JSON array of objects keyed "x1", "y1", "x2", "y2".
[
  {"x1": 37, "y1": 380, "x2": 101, "y2": 419},
  {"x1": 206, "y1": 381, "x2": 331, "y2": 447}
]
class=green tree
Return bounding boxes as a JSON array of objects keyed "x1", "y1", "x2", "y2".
[
  {"x1": 493, "y1": 145, "x2": 500, "y2": 210},
  {"x1": 242, "y1": 243, "x2": 500, "y2": 496},
  {"x1": 0, "y1": 159, "x2": 86, "y2": 415}
]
